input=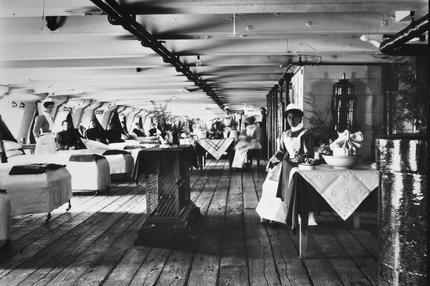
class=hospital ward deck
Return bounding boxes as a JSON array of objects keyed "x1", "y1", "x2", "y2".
[{"x1": 0, "y1": 159, "x2": 379, "y2": 286}]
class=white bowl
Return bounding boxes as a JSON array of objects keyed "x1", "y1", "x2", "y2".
[
  {"x1": 323, "y1": 155, "x2": 358, "y2": 169},
  {"x1": 298, "y1": 163, "x2": 315, "y2": 170}
]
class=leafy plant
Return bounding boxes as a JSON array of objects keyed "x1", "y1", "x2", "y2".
[
  {"x1": 304, "y1": 92, "x2": 337, "y2": 145},
  {"x1": 392, "y1": 64, "x2": 428, "y2": 134},
  {"x1": 142, "y1": 98, "x2": 175, "y2": 132},
  {"x1": 142, "y1": 98, "x2": 186, "y2": 145}
]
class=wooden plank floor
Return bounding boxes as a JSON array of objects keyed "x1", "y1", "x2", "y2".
[{"x1": 0, "y1": 159, "x2": 378, "y2": 286}]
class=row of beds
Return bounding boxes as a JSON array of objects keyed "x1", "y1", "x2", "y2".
[{"x1": 0, "y1": 139, "x2": 149, "y2": 221}]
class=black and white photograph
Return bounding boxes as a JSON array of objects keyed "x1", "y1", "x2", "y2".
[{"x1": 0, "y1": 1, "x2": 428, "y2": 285}]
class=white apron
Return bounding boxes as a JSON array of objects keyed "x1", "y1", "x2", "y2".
[
  {"x1": 255, "y1": 129, "x2": 306, "y2": 223},
  {"x1": 35, "y1": 113, "x2": 57, "y2": 155}
]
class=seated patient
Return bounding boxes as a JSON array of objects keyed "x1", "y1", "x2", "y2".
[
  {"x1": 120, "y1": 120, "x2": 131, "y2": 140},
  {"x1": 106, "y1": 122, "x2": 124, "y2": 143},
  {"x1": 131, "y1": 122, "x2": 145, "y2": 137},
  {"x1": 56, "y1": 120, "x2": 81, "y2": 150},
  {"x1": 148, "y1": 123, "x2": 161, "y2": 137},
  {"x1": 85, "y1": 119, "x2": 109, "y2": 144}
]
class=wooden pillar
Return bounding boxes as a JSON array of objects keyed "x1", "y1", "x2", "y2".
[
  {"x1": 266, "y1": 90, "x2": 273, "y2": 158},
  {"x1": 272, "y1": 85, "x2": 279, "y2": 157}
]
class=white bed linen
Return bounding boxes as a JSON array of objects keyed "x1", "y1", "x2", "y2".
[
  {"x1": 103, "y1": 153, "x2": 134, "y2": 175},
  {"x1": 7, "y1": 152, "x2": 110, "y2": 192},
  {"x1": 82, "y1": 140, "x2": 135, "y2": 175},
  {"x1": 108, "y1": 140, "x2": 143, "y2": 164},
  {"x1": 0, "y1": 164, "x2": 72, "y2": 216}
]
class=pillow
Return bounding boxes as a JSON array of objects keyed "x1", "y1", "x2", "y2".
[
  {"x1": 3, "y1": 140, "x2": 22, "y2": 151},
  {"x1": 6, "y1": 149, "x2": 25, "y2": 158},
  {"x1": 81, "y1": 139, "x2": 110, "y2": 155},
  {"x1": 108, "y1": 142, "x2": 127, "y2": 150}
]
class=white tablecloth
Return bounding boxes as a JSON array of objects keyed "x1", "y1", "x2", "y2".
[
  {"x1": 291, "y1": 164, "x2": 378, "y2": 220},
  {"x1": 197, "y1": 138, "x2": 234, "y2": 160}
]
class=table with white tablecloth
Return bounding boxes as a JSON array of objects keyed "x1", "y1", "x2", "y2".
[
  {"x1": 195, "y1": 138, "x2": 235, "y2": 168},
  {"x1": 285, "y1": 164, "x2": 378, "y2": 257}
]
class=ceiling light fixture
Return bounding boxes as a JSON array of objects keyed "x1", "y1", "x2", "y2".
[{"x1": 45, "y1": 16, "x2": 66, "y2": 31}]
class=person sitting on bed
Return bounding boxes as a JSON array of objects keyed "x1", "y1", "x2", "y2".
[
  {"x1": 56, "y1": 120, "x2": 81, "y2": 150},
  {"x1": 131, "y1": 122, "x2": 145, "y2": 137},
  {"x1": 85, "y1": 119, "x2": 109, "y2": 144},
  {"x1": 148, "y1": 123, "x2": 161, "y2": 137},
  {"x1": 106, "y1": 122, "x2": 124, "y2": 143},
  {"x1": 120, "y1": 120, "x2": 132, "y2": 140}
]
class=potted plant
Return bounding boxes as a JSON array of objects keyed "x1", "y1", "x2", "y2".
[
  {"x1": 143, "y1": 99, "x2": 183, "y2": 146},
  {"x1": 391, "y1": 63, "x2": 428, "y2": 134}
]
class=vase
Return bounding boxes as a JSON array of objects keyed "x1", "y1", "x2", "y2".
[{"x1": 166, "y1": 130, "x2": 180, "y2": 146}]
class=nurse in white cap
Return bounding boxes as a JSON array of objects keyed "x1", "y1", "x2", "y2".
[
  {"x1": 221, "y1": 106, "x2": 237, "y2": 139},
  {"x1": 256, "y1": 103, "x2": 315, "y2": 224},
  {"x1": 33, "y1": 98, "x2": 57, "y2": 154}
]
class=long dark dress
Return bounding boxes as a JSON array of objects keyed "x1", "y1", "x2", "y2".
[
  {"x1": 56, "y1": 129, "x2": 80, "y2": 150},
  {"x1": 106, "y1": 129, "x2": 124, "y2": 143},
  {"x1": 256, "y1": 127, "x2": 314, "y2": 223},
  {"x1": 275, "y1": 128, "x2": 315, "y2": 200},
  {"x1": 85, "y1": 128, "x2": 108, "y2": 144}
]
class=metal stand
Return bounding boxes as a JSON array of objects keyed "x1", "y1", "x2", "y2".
[
  {"x1": 133, "y1": 147, "x2": 201, "y2": 250},
  {"x1": 135, "y1": 202, "x2": 202, "y2": 250}
]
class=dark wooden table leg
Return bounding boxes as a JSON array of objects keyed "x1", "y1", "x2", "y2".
[
  {"x1": 66, "y1": 199, "x2": 72, "y2": 211},
  {"x1": 45, "y1": 212, "x2": 52, "y2": 223},
  {"x1": 228, "y1": 149, "x2": 234, "y2": 169},
  {"x1": 353, "y1": 212, "x2": 360, "y2": 229}
]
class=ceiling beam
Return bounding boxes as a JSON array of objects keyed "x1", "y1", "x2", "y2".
[
  {"x1": 1, "y1": 0, "x2": 426, "y2": 17},
  {"x1": 0, "y1": 14, "x2": 407, "y2": 39},
  {"x1": 1, "y1": 68, "x2": 186, "y2": 82},
  {"x1": 89, "y1": 0, "x2": 224, "y2": 109},
  {"x1": 122, "y1": 0, "x2": 428, "y2": 15}
]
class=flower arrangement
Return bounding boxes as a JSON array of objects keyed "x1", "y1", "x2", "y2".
[
  {"x1": 143, "y1": 100, "x2": 173, "y2": 132},
  {"x1": 143, "y1": 99, "x2": 184, "y2": 145}
]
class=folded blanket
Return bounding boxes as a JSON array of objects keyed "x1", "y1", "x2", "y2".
[
  {"x1": 102, "y1": 149, "x2": 131, "y2": 156},
  {"x1": 9, "y1": 163, "x2": 66, "y2": 175},
  {"x1": 69, "y1": 154, "x2": 105, "y2": 162}
]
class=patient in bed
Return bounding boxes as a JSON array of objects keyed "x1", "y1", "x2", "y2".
[
  {"x1": 85, "y1": 119, "x2": 109, "y2": 144},
  {"x1": 106, "y1": 122, "x2": 124, "y2": 143},
  {"x1": 56, "y1": 120, "x2": 81, "y2": 150}
]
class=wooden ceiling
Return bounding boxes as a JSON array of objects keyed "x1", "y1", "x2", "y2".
[{"x1": 0, "y1": 0, "x2": 427, "y2": 115}]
